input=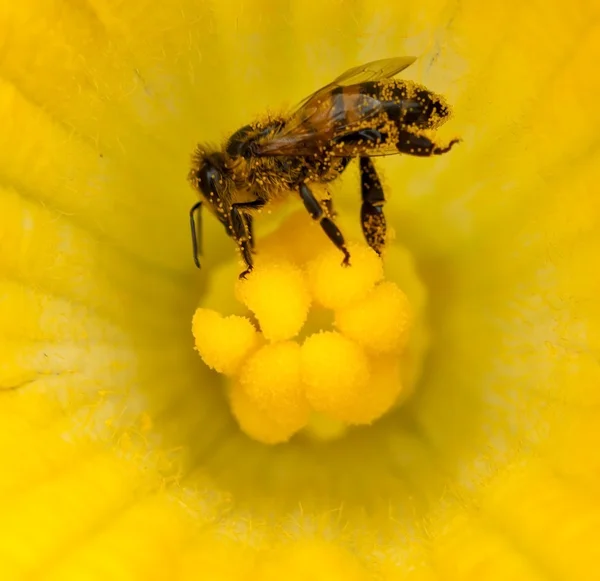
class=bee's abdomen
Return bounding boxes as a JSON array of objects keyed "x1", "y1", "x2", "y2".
[{"x1": 361, "y1": 80, "x2": 451, "y2": 129}]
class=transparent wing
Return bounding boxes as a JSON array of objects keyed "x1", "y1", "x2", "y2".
[
  {"x1": 254, "y1": 57, "x2": 417, "y2": 157},
  {"x1": 255, "y1": 91, "x2": 384, "y2": 156},
  {"x1": 292, "y1": 56, "x2": 417, "y2": 111},
  {"x1": 331, "y1": 56, "x2": 417, "y2": 86}
]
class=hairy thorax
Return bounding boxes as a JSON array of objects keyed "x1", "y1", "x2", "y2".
[{"x1": 229, "y1": 155, "x2": 311, "y2": 206}]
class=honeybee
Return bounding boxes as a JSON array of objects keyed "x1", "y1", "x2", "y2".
[{"x1": 188, "y1": 56, "x2": 459, "y2": 278}]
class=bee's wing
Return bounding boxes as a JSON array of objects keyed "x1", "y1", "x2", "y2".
[
  {"x1": 254, "y1": 57, "x2": 417, "y2": 157},
  {"x1": 254, "y1": 89, "x2": 398, "y2": 157},
  {"x1": 291, "y1": 56, "x2": 417, "y2": 112},
  {"x1": 330, "y1": 56, "x2": 417, "y2": 86}
]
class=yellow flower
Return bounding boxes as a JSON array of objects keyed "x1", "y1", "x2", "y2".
[{"x1": 1, "y1": 1, "x2": 599, "y2": 579}]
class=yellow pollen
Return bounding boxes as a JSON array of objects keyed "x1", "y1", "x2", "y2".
[
  {"x1": 238, "y1": 341, "x2": 309, "y2": 430},
  {"x1": 334, "y1": 281, "x2": 412, "y2": 354},
  {"x1": 300, "y1": 331, "x2": 372, "y2": 424},
  {"x1": 306, "y1": 243, "x2": 383, "y2": 310},
  {"x1": 357, "y1": 354, "x2": 404, "y2": 423},
  {"x1": 235, "y1": 261, "x2": 311, "y2": 341},
  {"x1": 228, "y1": 382, "x2": 304, "y2": 445},
  {"x1": 192, "y1": 308, "x2": 260, "y2": 376}
]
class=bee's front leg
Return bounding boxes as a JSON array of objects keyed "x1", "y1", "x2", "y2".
[{"x1": 229, "y1": 200, "x2": 265, "y2": 279}]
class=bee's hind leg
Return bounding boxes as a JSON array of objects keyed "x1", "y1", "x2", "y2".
[
  {"x1": 396, "y1": 129, "x2": 460, "y2": 157},
  {"x1": 359, "y1": 156, "x2": 387, "y2": 256},
  {"x1": 299, "y1": 183, "x2": 351, "y2": 266},
  {"x1": 229, "y1": 200, "x2": 265, "y2": 279},
  {"x1": 322, "y1": 197, "x2": 336, "y2": 218}
]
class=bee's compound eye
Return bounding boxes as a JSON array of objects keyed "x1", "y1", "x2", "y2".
[{"x1": 197, "y1": 165, "x2": 222, "y2": 196}]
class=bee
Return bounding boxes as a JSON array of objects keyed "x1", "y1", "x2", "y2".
[{"x1": 188, "y1": 56, "x2": 459, "y2": 278}]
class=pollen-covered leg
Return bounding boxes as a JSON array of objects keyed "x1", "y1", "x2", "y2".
[
  {"x1": 243, "y1": 214, "x2": 255, "y2": 249},
  {"x1": 230, "y1": 200, "x2": 265, "y2": 278},
  {"x1": 359, "y1": 157, "x2": 387, "y2": 256},
  {"x1": 299, "y1": 183, "x2": 350, "y2": 267},
  {"x1": 322, "y1": 197, "x2": 336, "y2": 218},
  {"x1": 396, "y1": 129, "x2": 460, "y2": 157}
]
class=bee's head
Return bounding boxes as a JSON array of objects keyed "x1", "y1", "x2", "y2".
[
  {"x1": 188, "y1": 146, "x2": 232, "y2": 214},
  {"x1": 188, "y1": 146, "x2": 234, "y2": 269}
]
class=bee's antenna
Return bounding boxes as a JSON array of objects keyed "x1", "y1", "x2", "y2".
[{"x1": 190, "y1": 201, "x2": 203, "y2": 268}]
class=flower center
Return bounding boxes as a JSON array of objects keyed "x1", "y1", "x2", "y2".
[{"x1": 192, "y1": 209, "x2": 429, "y2": 445}]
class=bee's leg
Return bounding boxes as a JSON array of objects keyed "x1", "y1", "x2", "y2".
[
  {"x1": 396, "y1": 129, "x2": 460, "y2": 156},
  {"x1": 230, "y1": 200, "x2": 265, "y2": 279},
  {"x1": 229, "y1": 208, "x2": 254, "y2": 279},
  {"x1": 359, "y1": 156, "x2": 386, "y2": 256},
  {"x1": 322, "y1": 197, "x2": 336, "y2": 218},
  {"x1": 189, "y1": 201, "x2": 203, "y2": 268},
  {"x1": 299, "y1": 183, "x2": 351, "y2": 266},
  {"x1": 243, "y1": 214, "x2": 255, "y2": 249}
]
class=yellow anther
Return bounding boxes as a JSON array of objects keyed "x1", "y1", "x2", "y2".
[
  {"x1": 334, "y1": 281, "x2": 412, "y2": 354},
  {"x1": 300, "y1": 331, "x2": 403, "y2": 425},
  {"x1": 235, "y1": 261, "x2": 311, "y2": 341},
  {"x1": 228, "y1": 382, "x2": 305, "y2": 445},
  {"x1": 238, "y1": 341, "x2": 309, "y2": 429},
  {"x1": 192, "y1": 308, "x2": 259, "y2": 376},
  {"x1": 355, "y1": 354, "x2": 403, "y2": 424},
  {"x1": 300, "y1": 331, "x2": 371, "y2": 423},
  {"x1": 306, "y1": 243, "x2": 383, "y2": 310}
]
